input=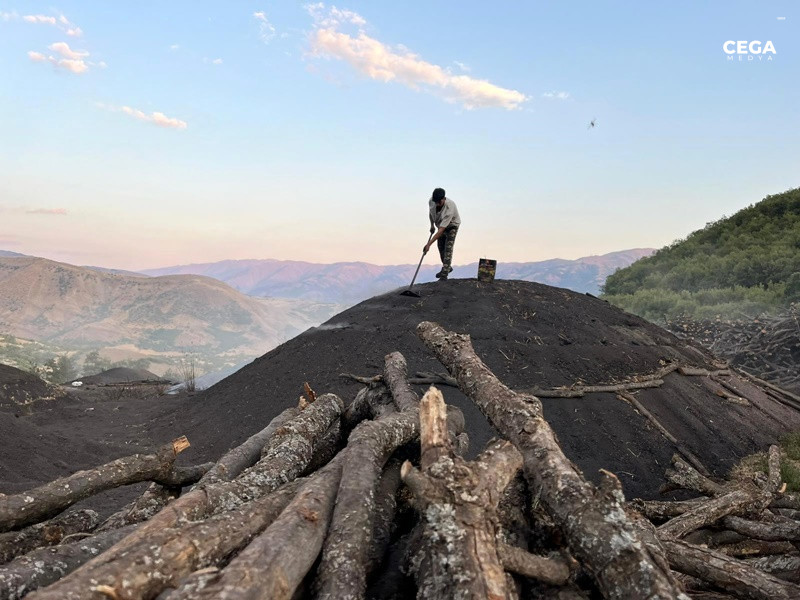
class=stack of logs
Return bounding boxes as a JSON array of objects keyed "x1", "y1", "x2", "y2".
[
  {"x1": 1, "y1": 321, "x2": 799, "y2": 599},
  {"x1": 666, "y1": 307, "x2": 800, "y2": 393}
]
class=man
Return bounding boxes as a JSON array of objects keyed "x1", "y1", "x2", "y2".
[{"x1": 424, "y1": 188, "x2": 461, "y2": 280}]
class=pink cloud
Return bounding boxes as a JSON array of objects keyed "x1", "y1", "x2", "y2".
[
  {"x1": 306, "y1": 5, "x2": 527, "y2": 110},
  {"x1": 48, "y1": 42, "x2": 88, "y2": 59},
  {"x1": 28, "y1": 49, "x2": 89, "y2": 74},
  {"x1": 96, "y1": 103, "x2": 188, "y2": 130},
  {"x1": 310, "y1": 28, "x2": 527, "y2": 109}
]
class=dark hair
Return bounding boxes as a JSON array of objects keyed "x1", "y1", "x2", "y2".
[{"x1": 432, "y1": 188, "x2": 446, "y2": 202}]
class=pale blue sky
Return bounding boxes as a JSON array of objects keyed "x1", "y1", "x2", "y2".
[{"x1": 1, "y1": 1, "x2": 797, "y2": 269}]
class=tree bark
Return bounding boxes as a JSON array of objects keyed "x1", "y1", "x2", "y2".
[
  {"x1": 658, "y1": 486, "x2": 771, "y2": 539},
  {"x1": 27, "y1": 395, "x2": 342, "y2": 600},
  {"x1": 315, "y1": 352, "x2": 426, "y2": 600},
  {"x1": 95, "y1": 484, "x2": 180, "y2": 534},
  {"x1": 743, "y1": 553, "x2": 800, "y2": 583},
  {"x1": 170, "y1": 454, "x2": 346, "y2": 600},
  {"x1": 402, "y1": 386, "x2": 523, "y2": 600},
  {"x1": 496, "y1": 543, "x2": 571, "y2": 586},
  {"x1": 0, "y1": 437, "x2": 189, "y2": 532},
  {"x1": 0, "y1": 525, "x2": 136, "y2": 600},
  {"x1": 0, "y1": 510, "x2": 99, "y2": 565},
  {"x1": 154, "y1": 463, "x2": 214, "y2": 487},
  {"x1": 315, "y1": 412, "x2": 419, "y2": 599},
  {"x1": 662, "y1": 455, "x2": 726, "y2": 497},
  {"x1": 28, "y1": 479, "x2": 302, "y2": 600},
  {"x1": 417, "y1": 321, "x2": 688, "y2": 600},
  {"x1": 200, "y1": 407, "x2": 299, "y2": 485},
  {"x1": 383, "y1": 351, "x2": 419, "y2": 412},
  {"x1": 629, "y1": 498, "x2": 707, "y2": 521},
  {"x1": 662, "y1": 538, "x2": 800, "y2": 600},
  {"x1": 723, "y1": 515, "x2": 800, "y2": 542}
]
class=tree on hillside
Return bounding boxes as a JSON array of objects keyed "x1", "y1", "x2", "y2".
[
  {"x1": 602, "y1": 187, "x2": 800, "y2": 319},
  {"x1": 82, "y1": 350, "x2": 112, "y2": 376},
  {"x1": 45, "y1": 354, "x2": 78, "y2": 384}
]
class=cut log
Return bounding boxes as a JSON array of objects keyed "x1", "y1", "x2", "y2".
[
  {"x1": 662, "y1": 538, "x2": 800, "y2": 600},
  {"x1": 717, "y1": 539, "x2": 797, "y2": 558},
  {"x1": 658, "y1": 485, "x2": 771, "y2": 539},
  {"x1": 383, "y1": 351, "x2": 419, "y2": 411},
  {"x1": 402, "y1": 386, "x2": 523, "y2": 600},
  {"x1": 170, "y1": 454, "x2": 346, "y2": 600},
  {"x1": 199, "y1": 406, "x2": 299, "y2": 485},
  {"x1": 341, "y1": 382, "x2": 387, "y2": 432},
  {"x1": 663, "y1": 454, "x2": 726, "y2": 497},
  {"x1": 0, "y1": 510, "x2": 99, "y2": 565},
  {"x1": 496, "y1": 543, "x2": 571, "y2": 586},
  {"x1": 526, "y1": 379, "x2": 664, "y2": 398},
  {"x1": 417, "y1": 321, "x2": 688, "y2": 600},
  {"x1": 629, "y1": 497, "x2": 707, "y2": 520},
  {"x1": 0, "y1": 525, "x2": 136, "y2": 600},
  {"x1": 315, "y1": 411, "x2": 419, "y2": 598},
  {"x1": 153, "y1": 462, "x2": 214, "y2": 487},
  {"x1": 743, "y1": 553, "x2": 800, "y2": 583},
  {"x1": 208, "y1": 392, "x2": 343, "y2": 510},
  {"x1": 766, "y1": 445, "x2": 782, "y2": 494},
  {"x1": 365, "y1": 460, "x2": 403, "y2": 577},
  {"x1": 28, "y1": 395, "x2": 342, "y2": 600},
  {"x1": 95, "y1": 483, "x2": 179, "y2": 533},
  {"x1": 0, "y1": 437, "x2": 189, "y2": 532},
  {"x1": 723, "y1": 515, "x2": 800, "y2": 542},
  {"x1": 29, "y1": 479, "x2": 303, "y2": 600}
]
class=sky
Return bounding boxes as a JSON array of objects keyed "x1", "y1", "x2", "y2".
[{"x1": 1, "y1": 1, "x2": 798, "y2": 270}]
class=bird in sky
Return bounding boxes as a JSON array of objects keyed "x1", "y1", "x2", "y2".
[{"x1": 588, "y1": 118, "x2": 598, "y2": 129}]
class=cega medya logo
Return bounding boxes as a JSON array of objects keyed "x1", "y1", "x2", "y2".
[{"x1": 723, "y1": 40, "x2": 776, "y2": 61}]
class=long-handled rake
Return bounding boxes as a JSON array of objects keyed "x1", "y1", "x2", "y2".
[{"x1": 400, "y1": 233, "x2": 433, "y2": 298}]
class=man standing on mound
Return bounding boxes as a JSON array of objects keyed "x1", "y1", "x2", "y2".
[{"x1": 425, "y1": 187, "x2": 461, "y2": 280}]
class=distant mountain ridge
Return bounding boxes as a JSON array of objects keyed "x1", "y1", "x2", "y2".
[
  {"x1": 142, "y1": 249, "x2": 654, "y2": 304},
  {"x1": 0, "y1": 256, "x2": 340, "y2": 363}
]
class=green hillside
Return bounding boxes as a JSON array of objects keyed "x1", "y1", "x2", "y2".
[{"x1": 602, "y1": 187, "x2": 800, "y2": 321}]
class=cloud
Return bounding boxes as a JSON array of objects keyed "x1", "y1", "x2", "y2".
[
  {"x1": 253, "y1": 11, "x2": 276, "y2": 44},
  {"x1": 1, "y1": 11, "x2": 19, "y2": 21},
  {"x1": 26, "y1": 208, "x2": 68, "y2": 215},
  {"x1": 170, "y1": 44, "x2": 180, "y2": 51},
  {"x1": 20, "y1": 12, "x2": 82, "y2": 36},
  {"x1": 48, "y1": 42, "x2": 89, "y2": 59},
  {"x1": 305, "y1": 3, "x2": 365, "y2": 27},
  {"x1": 453, "y1": 61, "x2": 471, "y2": 73},
  {"x1": 28, "y1": 49, "x2": 89, "y2": 74},
  {"x1": 23, "y1": 14, "x2": 57, "y2": 25},
  {"x1": 212, "y1": 57, "x2": 223, "y2": 65},
  {"x1": 309, "y1": 25, "x2": 527, "y2": 109},
  {"x1": 97, "y1": 104, "x2": 188, "y2": 130},
  {"x1": 542, "y1": 91, "x2": 571, "y2": 100}
]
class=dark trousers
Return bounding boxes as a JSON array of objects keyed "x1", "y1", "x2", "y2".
[{"x1": 437, "y1": 226, "x2": 458, "y2": 270}]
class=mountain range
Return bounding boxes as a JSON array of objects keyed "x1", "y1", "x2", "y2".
[
  {"x1": 0, "y1": 256, "x2": 340, "y2": 367},
  {"x1": 141, "y1": 248, "x2": 654, "y2": 304}
]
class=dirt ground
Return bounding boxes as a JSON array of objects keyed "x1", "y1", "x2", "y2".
[{"x1": 2, "y1": 279, "x2": 800, "y2": 516}]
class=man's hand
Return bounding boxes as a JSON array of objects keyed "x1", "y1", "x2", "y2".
[
  {"x1": 429, "y1": 226, "x2": 435, "y2": 234},
  {"x1": 423, "y1": 243, "x2": 431, "y2": 254}
]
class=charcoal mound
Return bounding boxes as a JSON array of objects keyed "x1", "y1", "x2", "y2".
[
  {"x1": 0, "y1": 363, "x2": 60, "y2": 412},
  {"x1": 77, "y1": 367, "x2": 164, "y2": 385},
  {"x1": 181, "y1": 279, "x2": 800, "y2": 499}
]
